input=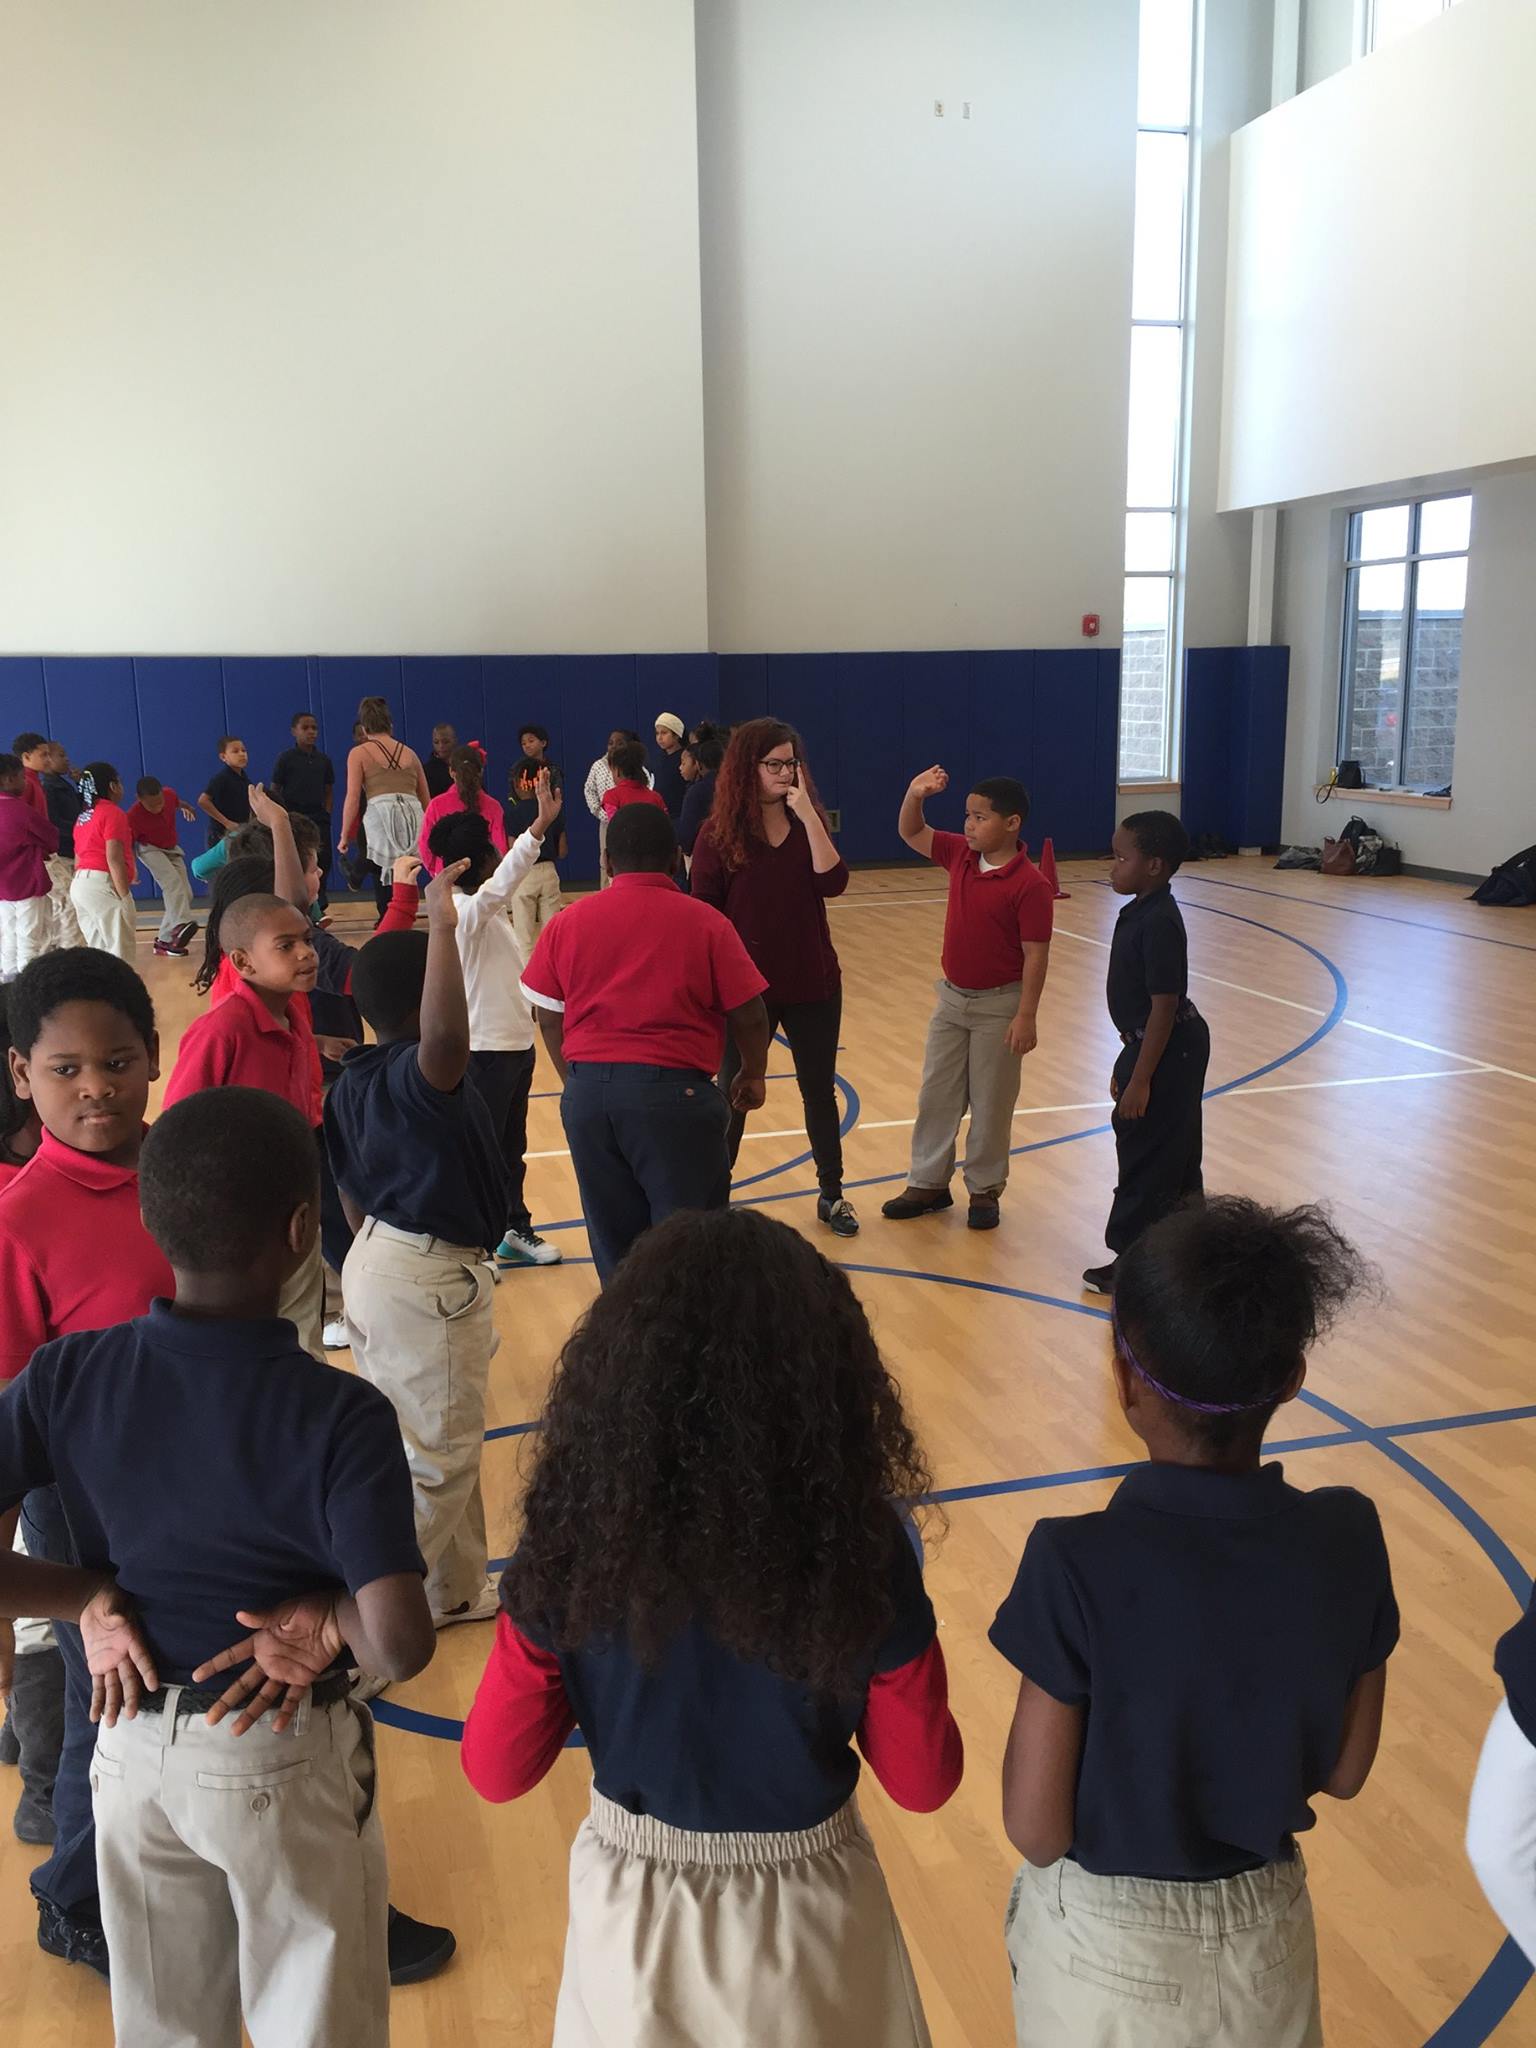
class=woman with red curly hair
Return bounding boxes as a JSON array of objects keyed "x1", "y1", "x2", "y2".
[{"x1": 689, "y1": 719, "x2": 857, "y2": 1237}]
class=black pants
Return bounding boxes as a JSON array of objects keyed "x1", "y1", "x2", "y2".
[
  {"x1": 469, "y1": 1047, "x2": 536, "y2": 1239},
  {"x1": 719, "y1": 990, "x2": 843, "y2": 1196},
  {"x1": 1106, "y1": 1014, "x2": 1210, "y2": 1256},
  {"x1": 21, "y1": 1486, "x2": 98, "y2": 1921},
  {"x1": 561, "y1": 1062, "x2": 731, "y2": 1284}
]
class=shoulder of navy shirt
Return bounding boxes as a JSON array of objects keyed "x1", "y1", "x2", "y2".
[
  {"x1": 324, "y1": 1038, "x2": 507, "y2": 1252},
  {"x1": 989, "y1": 1460, "x2": 1400, "y2": 1881},
  {"x1": 516, "y1": 1505, "x2": 936, "y2": 1833},
  {"x1": 0, "y1": 1302, "x2": 423, "y2": 1684}
]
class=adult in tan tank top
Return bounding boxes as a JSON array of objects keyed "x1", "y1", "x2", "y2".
[{"x1": 339, "y1": 697, "x2": 430, "y2": 870}]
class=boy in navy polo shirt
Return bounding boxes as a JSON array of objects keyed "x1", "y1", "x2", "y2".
[
  {"x1": 197, "y1": 734, "x2": 252, "y2": 846},
  {"x1": 991, "y1": 1198, "x2": 1397, "y2": 2048},
  {"x1": 520, "y1": 803, "x2": 770, "y2": 1284},
  {"x1": 270, "y1": 711, "x2": 336, "y2": 910},
  {"x1": 1083, "y1": 809, "x2": 1210, "y2": 1297},
  {"x1": 0, "y1": 1087, "x2": 436, "y2": 2048},
  {"x1": 326, "y1": 857, "x2": 510, "y2": 1632},
  {"x1": 885, "y1": 767, "x2": 1053, "y2": 1231}
]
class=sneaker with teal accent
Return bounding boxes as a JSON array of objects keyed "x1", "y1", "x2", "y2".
[{"x1": 495, "y1": 1229, "x2": 562, "y2": 1268}]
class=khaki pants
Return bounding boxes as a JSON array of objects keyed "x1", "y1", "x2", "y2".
[
  {"x1": 0, "y1": 894, "x2": 51, "y2": 979},
  {"x1": 70, "y1": 868, "x2": 137, "y2": 962},
  {"x1": 556, "y1": 1791, "x2": 931, "y2": 2048},
  {"x1": 278, "y1": 1230, "x2": 326, "y2": 1363},
  {"x1": 1004, "y1": 1853, "x2": 1323, "y2": 2048},
  {"x1": 342, "y1": 1218, "x2": 497, "y2": 1616},
  {"x1": 908, "y1": 979, "x2": 1024, "y2": 1196},
  {"x1": 511, "y1": 860, "x2": 562, "y2": 963},
  {"x1": 45, "y1": 854, "x2": 83, "y2": 948},
  {"x1": 137, "y1": 843, "x2": 195, "y2": 941},
  {"x1": 91, "y1": 1691, "x2": 388, "y2": 2048}
]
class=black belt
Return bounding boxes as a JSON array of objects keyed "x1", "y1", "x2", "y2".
[
  {"x1": 1121, "y1": 1000, "x2": 1202, "y2": 1045},
  {"x1": 137, "y1": 1670, "x2": 353, "y2": 1717}
]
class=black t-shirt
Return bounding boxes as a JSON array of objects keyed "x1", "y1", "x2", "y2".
[
  {"x1": 990, "y1": 1461, "x2": 1399, "y2": 1880},
  {"x1": 0, "y1": 1304, "x2": 422, "y2": 1685},
  {"x1": 1496, "y1": 1602, "x2": 1536, "y2": 1746},
  {"x1": 271, "y1": 746, "x2": 334, "y2": 819},
  {"x1": 516, "y1": 1509, "x2": 937, "y2": 1831},
  {"x1": 424, "y1": 755, "x2": 453, "y2": 799},
  {"x1": 325, "y1": 1039, "x2": 506, "y2": 1251},
  {"x1": 202, "y1": 764, "x2": 251, "y2": 845},
  {"x1": 505, "y1": 762, "x2": 563, "y2": 866},
  {"x1": 1106, "y1": 884, "x2": 1189, "y2": 1035},
  {"x1": 652, "y1": 747, "x2": 687, "y2": 819}
]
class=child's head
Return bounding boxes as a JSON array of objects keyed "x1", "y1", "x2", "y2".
[
  {"x1": 503, "y1": 1207, "x2": 934, "y2": 1695},
  {"x1": 607, "y1": 727, "x2": 638, "y2": 754},
  {"x1": 217, "y1": 735, "x2": 248, "y2": 772},
  {"x1": 1111, "y1": 810, "x2": 1189, "y2": 895},
  {"x1": 608, "y1": 738, "x2": 647, "y2": 783},
  {"x1": 1112, "y1": 1197, "x2": 1373, "y2": 1461},
  {"x1": 44, "y1": 742, "x2": 69, "y2": 774},
  {"x1": 358, "y1": 698, "x2": 394, "y2": 738},
  {"x1": 430, "y1": 720, "x2": 455, "y2": 758},
  {"x1": 965, "y1": 777, "x2": 1028, "y2": 861},
  {"x1": 428, "y1": 811, "x2": 495, "y2": 890},
  {"x1": 141, "y1": 1088, "x2": 319, "y2": 1290},
  {"x1": 0, "y1": 989, "x2": 41, "y2": 1170},
  {"x1": 12, "y1": 732, "x2": 49, "y2": 773},
  {"x1": 680, "y1": 724, "x2": 723, "y2": 782},
  {"x1": 350, "y1": 932, "x2": 430, "y2": 1043},
  {"x1": 604, "y1": 802, "x2": 676, "y2": 879},
  {"x1": 135, "y1": 775, "x2": 165, "y2": 811},
  {"x1": 0, "y1": 753, "x2": 23, "y2": 798},
  {"x1": 449, "y1": 742, "x2": 485, "y2": 800},
  {"x1": 196, "y1": 854, "x2": 282, "y2": 992},
  {"x1": 653, "y1": 712, "x2": 684, "y2": 755},
  {"x1": 290, "y1": 711, "x2": 319, "y2": 748},
  {"x1": 519, "y1": 724, "x2": 549, "y2": 761},
  {"x1": 6, "y1": 950, "x2": 158, "y2": 1161},
  {"x1": 80, "y1": 761, "x2": 123, "y2": 807},
  {"x1": 218, "y1": 893, "x2": 318, "y2": 999}
]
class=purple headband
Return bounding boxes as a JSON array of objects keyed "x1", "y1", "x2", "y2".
[{"x1": 1113, "y1": 1315, "x2": 1284, "y2": 1417}]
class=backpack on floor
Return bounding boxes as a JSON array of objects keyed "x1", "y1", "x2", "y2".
[
  {"x1": 1323, "y1": 815, "x2": 1401, "y2": 878},
  {"x1": 1470, "y1": 843, "x2": 1536, "y2": 907}
]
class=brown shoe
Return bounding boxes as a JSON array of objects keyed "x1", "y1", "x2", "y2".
[
  {"x1": 967, "y1": 1194, "x2": 1001, "y2": 1231},
  {"x1": 880, "y1": 1187, "x2": 955, "y2": 1221}
]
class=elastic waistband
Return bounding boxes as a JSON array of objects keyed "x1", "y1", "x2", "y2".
[
  {"x1": 587, "y1": 1788, "x2": 862, "y2": 1868},
  {"x1": 1034, "y1": 1849, "x2": 1306, "y2": 1938},
  {"x1": 567, "y1": 1063, "x2": 712, "y2": 1084},
  {"x1": 361, "y1": 1216, "x2": 485, "y2": 1261}
]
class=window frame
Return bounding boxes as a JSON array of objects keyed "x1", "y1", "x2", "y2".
[
  {"x1": 1336, "y1": 490, "x2": 1470, "y2": 790},
  {"x1": 1364, "y1": 0, "x2": 1459, "y2": 57}
]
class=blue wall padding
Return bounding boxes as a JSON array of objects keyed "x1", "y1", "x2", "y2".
[
  {"x1": 1, "y1": 645, "x2": 1140, "y2": 887},
  {"x1": 1180, "y1": 645, "x2": 1290, "y2": 848}
]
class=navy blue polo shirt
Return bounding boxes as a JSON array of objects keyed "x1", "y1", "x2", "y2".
[
  {"x1": 270, "y1": 746, "x2": 334, "y2": 820},
  {"x1": 990, "y1": 1461, "x2": 1399, "y2": 1880},
  {"x1": 1496, "y1": 1603, "x2": 1536, "y2": 1745},
  {"x1": 0, "y1": 1303, "x2": 423, "y2": 1685},
  {"x1": 325, "y1": 1039, "x2": 506, "y2": 1251},
  {"x1": 515, "y1": 1508, "x2": 937, "y2": 1832},
  {"x1": 1106, "y1": 884, "x2": 1190, "y2": 1036}
]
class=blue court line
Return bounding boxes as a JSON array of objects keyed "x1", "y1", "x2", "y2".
[{"x1": 1171, "y1": 871, "x2": 1536, "y2": 957}]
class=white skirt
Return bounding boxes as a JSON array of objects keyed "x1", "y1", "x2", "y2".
[
  {"x1": 554, "y1": 1790, "x2": 932, "y2": 2048},
  {"x1": 362, "y1": 791, "x2": 423, "y2": 870}
]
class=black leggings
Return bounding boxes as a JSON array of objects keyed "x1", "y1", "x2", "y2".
[
  {"x1": 469, "y1": 1047, "x2": 537, "y2": 1236},
  {"x1": 720, "y1": 991, "x2": 844, "y2": 1196}
]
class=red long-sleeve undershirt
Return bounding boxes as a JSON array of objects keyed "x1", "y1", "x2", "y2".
[{"x1": 460, "y1": 1612, "x2": 965, "y2": 1814}]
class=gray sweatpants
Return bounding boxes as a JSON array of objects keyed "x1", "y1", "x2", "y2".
[{"x1": 907, "y1": 978, "x2": 1024, "y2": 1197}]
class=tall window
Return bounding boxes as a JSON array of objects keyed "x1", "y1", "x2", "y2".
[
  {"x1": 1368, "y1": 0, "x2": 1462, "y2": 55},
  {"x1": 1339, "y1": 494, "x2": 1470, "y2": 791},
  {"x1": 1121, "y1": 0, "x2": 1196, "y2": 784}
]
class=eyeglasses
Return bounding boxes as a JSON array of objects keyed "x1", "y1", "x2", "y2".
[{"x1": 759, "y1": 756, "x2": 801, "y2": 775}]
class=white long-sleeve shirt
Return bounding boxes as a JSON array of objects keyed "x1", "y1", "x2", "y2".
[
  {"x1": 455, "y1": 829, "x2": 544, "y2": 1052},
  {"x1": 1468, "y1": 1699, "x2": 1536, "y2": 1964}
]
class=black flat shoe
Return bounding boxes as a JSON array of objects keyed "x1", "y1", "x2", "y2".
[
  {"x1": 880, "y1": 1188, "x2": 955, "y2": 1221},
  {"x1": 36, "y1": 1898, "x2": 110, "y2": 1980},
  {"x1": 967, "y1": 1195, "x2": 1001, "y2": 1231},
  {"x1": 817, "y1": 1194, "x2": 861, "y2": 1237},
  {"x1": 388, "y1": 1904, "x2": 457, "y2": 1986},
  {"x1": 1081, "y1": 1262, "x2": 1119, "y2": 1296}
]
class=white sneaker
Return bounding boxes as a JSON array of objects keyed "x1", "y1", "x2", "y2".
[
  {"x1": 322, "y1": 1318, "x2": 350, "y2": 1350},
  {"x1": 495, "y1": 1229, "x2": 563, "y2": 1268},
  {"x1": 433, "y1": 1576, "x2": 502, "y2": 1629}
]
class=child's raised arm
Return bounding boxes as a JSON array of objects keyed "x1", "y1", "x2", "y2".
[
  {"x1": 248, "y1": 783, "x2": 306, "y2": 912},
  {"x1": 418, "y1": 860, "x2": 472, "y2": 1092}
]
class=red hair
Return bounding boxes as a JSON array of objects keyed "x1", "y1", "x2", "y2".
[{"x1": 708, "y1": 718, "x2": 829, "y2": 874}]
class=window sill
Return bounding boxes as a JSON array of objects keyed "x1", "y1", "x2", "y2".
[
  {"x1": 1324, "y1": 786, "x2": 1451, "y2": 810},
  {"x1": 1118, "y1": 780, "x2": 1181, "y2": 794}
]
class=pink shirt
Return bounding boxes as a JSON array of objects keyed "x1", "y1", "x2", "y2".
[{"x1": 418, "y1": 788, "x2": 508, "y2": 875}]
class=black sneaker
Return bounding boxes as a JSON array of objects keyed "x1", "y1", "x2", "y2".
[
  {"x1": 36, "y1": 1897, "x2": 110, "y2": 1980},
  {"x1": 388, "y1": 1904, "x2": 457, "y2": 1986},
  {"x1": 1081, "y1": 1262, "x2": 1119, "y2": 1296},
  {"x1": 816, "y1": 1194, "x2": 860, "y2": 1238},
  {"x1": 879, "y1": 1188, "x2": 955, "y2": 1221}
]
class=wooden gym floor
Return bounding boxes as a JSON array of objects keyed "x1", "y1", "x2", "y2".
[{"x1": 4, "y1": 854, "x2": 1536, "y2": 2046}]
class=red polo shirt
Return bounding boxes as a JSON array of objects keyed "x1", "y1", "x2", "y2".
[
  {"x1": 74, "y1": 799, "x2": 137, "y2": 885},
  {"x1": 21, "y1": 767, "x2": 49, "y2": 818},
  {"x1": 126, "y1": 790, "x2": 183, "y2": 850},
  {"x1": 0, "y1": 1129, "x2": 173, "y2": 1380},
  {"x1": 601, "y1": 781, "x2": 669, "y2": 821},
  {"x1": 929, "y1": 830, "x2": 1054, "y2": 990},
  {"x1": 162, "y1": 976, "x2": 320, "y2": 1125},
  {"x1": 521, "y1": 872, "x2": 766, "y2": 1073}
]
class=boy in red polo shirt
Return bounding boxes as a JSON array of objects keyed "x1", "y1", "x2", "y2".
[
  {"x1": 125, "y1": 776, "x2": 199, "y2": 956},
  {"x1": 521, "y1": 803, "x2": 770, "y2": 1283},
  {"x1": 883, "y1": 768, "x2": 1053, "y2": 1231},
  {"x1": 161, "y1": 893, "x2": 327, "y2": 1359}
]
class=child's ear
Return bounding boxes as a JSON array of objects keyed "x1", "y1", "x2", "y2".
[
  {"x1": 1279, "y1": 1356, "x2": 1307, "y2": 1404},
  {"x1": 286, "y1": 1199, "x2": 315, "y2": 1258},
  {"x1": 8, "y1": 1045, "x2": 33, "y2": 1103},
  {"x1": 227, "y1": 945, "x2": 255, "y2": 980},
  {"x1": 146, "y1": 1029, "x2": 161, "y2": 1085}
]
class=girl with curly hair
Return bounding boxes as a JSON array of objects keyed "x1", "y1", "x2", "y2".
[
  {"x1": 462, "y1": 1206, "x2": 963, "y2": 2048},
  {"x1": 689, "y1": 718, "x2": 858, "y2": 1237}
]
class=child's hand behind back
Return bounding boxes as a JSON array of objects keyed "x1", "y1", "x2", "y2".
[{"x1": 424, "y1": 859, "x2": 470, "y2": 927}]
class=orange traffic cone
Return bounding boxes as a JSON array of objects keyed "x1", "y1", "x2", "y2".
[{"x1": 1039, "y1": 838, "x2": 1069, "y2": 899}]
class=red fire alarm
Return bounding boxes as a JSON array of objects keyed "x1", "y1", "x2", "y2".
[{"x1": 1082, "y1": 613, "x2": 1101, "y2": 639}]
